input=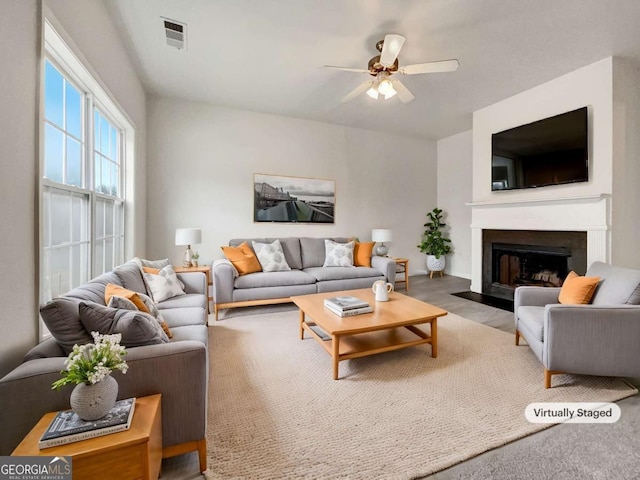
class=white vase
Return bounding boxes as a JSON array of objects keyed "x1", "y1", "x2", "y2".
[
  {"x1": 426, "y1": 255, "x2": 446, "y2": 273},
  {"x1": 70, "y1": 374, "x2": 118, "y2": 420}
]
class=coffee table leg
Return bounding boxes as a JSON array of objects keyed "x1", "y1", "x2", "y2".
[
  {"x1": 332, "y1": 335, "x2": 340, "y2": 380},
  {"x1": 431, "y1": 318, "x2": 438, "y2": 358},
  {"x1": 299, "y1": 310, "x2": 305, "y2": 340}
]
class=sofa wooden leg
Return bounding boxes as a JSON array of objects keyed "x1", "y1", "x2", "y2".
[
  {"x1": 214, "y1": 304, "x2": 219, "y2": 321},
  {"x1": 515, "y1": 330, "x2": 520, "y2": 346},
  {"x1": 197, "y1": 438, "x2": 207, "y2": 472}
]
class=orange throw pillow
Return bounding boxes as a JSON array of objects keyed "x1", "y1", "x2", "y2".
[
  {"x1": 142, "y1": 267, "x2": 160, "y2": 274},
  {"x1": 105, "y1": 284, "x2": 150, "y2": 313},
  {"x1": 354, "y1": 241, "x2": 375, "y2": 267},
  {"x1": 221, "y1": 242, "x2": 262, "y2": 275},
  {"x1": 558, "y1": 271, "x2": 600, "y2": 305}
]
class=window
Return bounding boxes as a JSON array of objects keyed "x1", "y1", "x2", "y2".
[{"x1": 40, "y1": 21, "x2": 132, "y2": 338}]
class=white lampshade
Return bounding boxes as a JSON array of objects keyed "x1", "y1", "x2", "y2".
[
  {"x1": 372, "y1": 229, "x2": 393, "y2": 243},
  {"x1": 175, "y1": 228, "x2": 202, "y2": 246}
]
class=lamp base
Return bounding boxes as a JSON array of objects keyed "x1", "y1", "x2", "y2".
[
  {"x1": 183, "y1": 246, "x2": 193, "y2": 267},
  {"x1": 375, "y1": 244, "x2": 389, "y2": 256}
]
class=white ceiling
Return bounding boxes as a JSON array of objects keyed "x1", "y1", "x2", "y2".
[{"x1": 105, "y1": 0, "x2": 640, "y2": 140}]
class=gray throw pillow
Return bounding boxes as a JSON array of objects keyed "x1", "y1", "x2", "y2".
[
  {"x1": 79, "y1": 302, "x2": 169, "y2": 347},
  {"x1": 626, "y1": 283, "x2": 640, "y2": 305},
  {"x1": 323, "y1": 239, "x2": 355, "y2": 267},
  {"x1": 252, "y1": 239, "x2": 291, "y2": 272},
  {"x1": 40, "y1": 297, "x2": 94, "y2": 355},
  {"x1": 107, "y1": 295, "x2": 138, "y2": 311}
]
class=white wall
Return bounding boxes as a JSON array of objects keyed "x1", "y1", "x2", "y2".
[
  {"x1": 437, "y1": 130, "x2": 473, "y2": 278},
  {"x1": 612, "y1": 57, "x2": 640, "y2": 268},
  {"x1": 0, "y1": 0, "x2": 39, "y2": 377},
  {"x1": 0, "y1": 0, "x2": 147, "y2": 377},
  {"x1": 146, "y1": 96, "x2": 437, "y2": 274}
]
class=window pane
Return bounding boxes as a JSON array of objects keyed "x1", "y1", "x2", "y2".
[
  {"x1": 110, "y1": 162, "x2": 119, "y2": 197},
  {"x1": 94, "y1": 110, "x2": 100, "y2": 153},
  {"x1": 71, "y1": 195, "x2": 84, "y2": 242},
  {"x1": 101, "y1": 157, "x2": 111, "y2": 195},
  {"x1": 94, "y1": 240, "x2": 104, "y2": 275},
  {"x1": 50, "y1": 190, "x2": 71, "y2": 245},
  {"x1": 45, "y1": 124, "x2": 64, "y2": 183},
  {"x1": 51, "y1": 247, "x2": 71, "y2": 297},
  {"x1": 110, "y1": 127, "x2": 118, "y2": 162},
  {"x1": 42, "y1": 189, "x2": 51, "y2": 247},
  {"x1": 41, "y1": 249, "x2": 51, "y2": 302},
  {"x1": 100, "y1": 117, "x2": 109, "y2": 155},
  {"x1": 95, "y1": 199, "x2": 105, "y2": 239},
  {"x1": 105, "y1": 238, "x2": 114, "y2": 271},
  {"x1": 65, "y1": 82, "x2": 82, "y2": 138},
  {"x1": 66, "y1": 137, "x2": 82, "y2": 187},
  {"x1": 45, "y1": 61, "x2": 64, "y2": 127},
  {"x1": 105, "y1": 201, "x2": 114, "y2": 236}
]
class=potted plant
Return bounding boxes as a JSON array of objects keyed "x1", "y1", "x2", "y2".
[
  {"x1": 191, "y1": 252, "x2": 200, "y2": 267},
  {"x1": 418, "y1": 207, "x2": 452, "y2": 276}
]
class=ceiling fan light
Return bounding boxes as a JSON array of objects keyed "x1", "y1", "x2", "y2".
[
  {"x1": 366, "y1": 86, "x2": 379, "y2": 99},
  {"x1": 383, "y1": 88, "x2": 397, "y2": 100},
  {"x1": 378, "y1": 79, "x2": 394, "y2": 96}
]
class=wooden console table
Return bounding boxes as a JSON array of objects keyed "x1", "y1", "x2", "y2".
[
  {"x1": 393, "y1": 258, "x2": 409, "y2": 291},
  {"x1": 13, "y1": 394, "x2": 162, "y2": 480}
]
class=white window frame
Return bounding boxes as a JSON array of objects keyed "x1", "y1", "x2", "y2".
[{"x1": 39, "y1": 18, "x2": 135, "y2": 340}]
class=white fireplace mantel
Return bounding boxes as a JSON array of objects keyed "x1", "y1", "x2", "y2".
[{"x1": 469, "y1": 194, "x2": 611, "y2": 293}]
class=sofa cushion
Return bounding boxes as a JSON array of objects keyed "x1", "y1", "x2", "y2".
[
  {"x1": 252, "y1": 239, "x2": 291, "y2": 272},
  {"x1": 113, "y1": 260, "x2": 147, "y2": 294},
  {"x1": 143, "y1": 265, "x2": 186, "y2": 302},
  {"x1": 558, "y1": 271, "x2": 600, "y2": 305},
  {"x1": 157, "y1": 293, "x2": 207, "y2": 310},
  {"x1": 63, "y1": 271, "x2": 121, "y2": 305},
  {"x1": 169, "y1": 325, "x2": 209, "y2": 345},
  {"x1": 516, "y1": 306, "x2": 545, "y2": 342},
  {"x1": 161, "y1": 307, "x2": 207, "y2": 328},
  {"x1": 78, "y1": 302, "x2": 169, "y2": 347},
  {"x1": 40, "y1": 297, "x2": 94, "y2": 355},
  {"x1": 303, "y1": 266, "x2": 382, "y2": 282},
  {"x1": 234, "y1": 270, "x2": 316, "y2": 289},
  {"x1": 354, "y1": 242, "x2": 375, "y2": 267},
  {"x1": 300, "y1": 238, "x2": 326, "y2": 268},
  {"x1": 586, "y1": 261, "x2": 640, "y2": 305},
  {"x1": 323, "y1": 239, "x2": 355, "y2": 267},
  {"x1": 222, "y1": 242, "x2": 262, "y2": 275}
]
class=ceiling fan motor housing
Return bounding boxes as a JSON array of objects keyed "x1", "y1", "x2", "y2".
[{"x1": 367, "y1": 55, "x2": 398, "y2": 75}]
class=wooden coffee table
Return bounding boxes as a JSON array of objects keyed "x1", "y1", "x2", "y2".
[{"x1": 292, "y1": 289, "x2": 448, "y2": 380}]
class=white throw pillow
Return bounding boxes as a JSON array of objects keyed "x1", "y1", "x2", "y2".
[
  {"x1": 142, "y1": 265, "x2": 186, "y2": 302},
  {"x1": 252, "y1": 239, "x2": 291, "y2": 272},
  {"x1": 323, "y1": 240, "x2": 355, "y2": 267}
]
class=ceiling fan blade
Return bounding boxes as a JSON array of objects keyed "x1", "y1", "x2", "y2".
[
  {"x1": 340, "y1": 80, "x2": 374, "y2": 103},
  {"x1": 391, "y1": 79, "x2": 415, "y2": 103},
  {"x1": 324, "y1": 65, "x2": 371, "y2": 74},
  {"x1": 399, "y1": 59, "x2": 460, "y2": 75},
  {"x1": 379, "y1": 34, "x2": 406, "y2": 67}
]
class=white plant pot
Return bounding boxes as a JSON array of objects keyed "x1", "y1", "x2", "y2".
[{"x1": 426, "y1": 255, "x2": 446, "y2": 273}]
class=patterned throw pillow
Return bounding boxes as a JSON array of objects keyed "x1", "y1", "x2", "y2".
[
  {"x1": 143, "y1": 265, "x2": 185, "y2": 303},
  {"x1": 323, "y1": 240, "x2": 355, "y2": 267},
  {"x1": 252, "y1": 239, "x2": 291, "y2": 272}
]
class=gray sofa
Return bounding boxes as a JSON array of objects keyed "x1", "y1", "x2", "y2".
[
  {"x1": 515, "y1": 261, "x2": 640, "y2": 388},
  {"x1": 0, "y1": 260, "x2": 209, "y2": 472},
  {"x1": 213, "y1": 237, "x2": 397, "y2": 320}
]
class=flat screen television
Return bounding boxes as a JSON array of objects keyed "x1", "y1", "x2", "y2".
[{"x1": 491, "y1": 107, "x2": 588, "y2": 191}]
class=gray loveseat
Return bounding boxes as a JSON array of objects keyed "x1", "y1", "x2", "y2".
[
  {"x1": 0, "y1": 260, "x2": 209, "y2": 472},
  {"x1": 515, "y1": 261, "x2": 640, "y2": 388},
  {"x1": 213, "y1": 237, "x2": 397, "y2": 320}
]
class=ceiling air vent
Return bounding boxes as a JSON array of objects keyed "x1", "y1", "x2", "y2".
[{"x1": 163, "y1": 18, "x2": 186, "y2": 50}]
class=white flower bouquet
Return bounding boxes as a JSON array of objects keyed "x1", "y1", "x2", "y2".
[{"x1": 52, "y1": 332, "x2": 128, "y2": 390}]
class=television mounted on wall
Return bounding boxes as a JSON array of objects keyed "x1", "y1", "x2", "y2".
[{"x1": 491, "y1": 107, "x2": 588, "y2": 191}]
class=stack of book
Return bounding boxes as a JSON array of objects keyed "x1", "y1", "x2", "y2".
[
  {"x1": 324, "y1": 295, "x2": 372, "y2": 317},
  {"x1": 39, "y1": 398, "x2": 136, "y2": 449}
]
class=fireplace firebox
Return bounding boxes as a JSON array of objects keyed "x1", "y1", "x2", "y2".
[{"x1": 482, "y1": 230, "x2": 587, "y2": 300}]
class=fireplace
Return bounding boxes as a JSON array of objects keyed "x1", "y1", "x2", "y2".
[{"x1": 482, "y1": 230, "x2": 587, "y2": 300}]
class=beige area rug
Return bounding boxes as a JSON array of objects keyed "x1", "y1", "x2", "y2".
[{"x1": 204, "y1": 311, "x2": 637, "y2": 479}]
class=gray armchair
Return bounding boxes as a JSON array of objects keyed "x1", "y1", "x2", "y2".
[{"x1": 514, "y1": 262, "x2": 640, "y2": 388}]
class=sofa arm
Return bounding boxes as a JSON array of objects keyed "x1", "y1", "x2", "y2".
[
  {"x1": 176, "y1": 271, "x2": 206, "y2": 295},
  {"x1": 213, "y1": 259, "x2": 236, "y2": 304},
  {"x1": 544, "y1": 304, "x2": 640, "y2": 377},
  {"x1": 371, "y1": 256, "x2": 396, "y2": 283},
  {"x1": 0, "y1": 340, "x2": 208, "y2": 455},
  {"x1": 514, "y1": 286, "x2": 561, "y2": 323}
]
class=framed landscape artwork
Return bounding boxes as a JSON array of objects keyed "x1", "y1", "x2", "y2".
[{"x1": 253, "y1": 173, "x2": 335, "y2": 223}]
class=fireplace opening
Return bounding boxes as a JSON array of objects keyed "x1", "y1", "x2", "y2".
[
  {"x1": 482, "y1": 230, "x2": 587, "y2": 301},
  {"x1": 492, "y1": 243, "x2": 570, "y2": 291}
]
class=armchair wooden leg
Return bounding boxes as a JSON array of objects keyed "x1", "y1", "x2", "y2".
[
  {"x1": 214, "y1": 304, "x2": 219, "y2": 321},
  {"x1": 544, "y1": 368, "x2": 552, "y2": 388},
  {"x1": 515, "y1": 330, "x2": 520, "y2": 346},
  {"x1": 197, "y1": 438, "x2": 207, "y2": 473}
]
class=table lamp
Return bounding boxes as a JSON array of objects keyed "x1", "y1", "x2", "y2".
[
  {"x1": 372, "y1": 229, "x2": 392, "y2": 256},
  {"x1": 175, "y1": 228, "x2": 202, "y2": 267}
]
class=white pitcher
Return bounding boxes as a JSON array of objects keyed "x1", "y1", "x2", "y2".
[{"x1": 372, "y1": 280, "x2": 394, "y2": 302}]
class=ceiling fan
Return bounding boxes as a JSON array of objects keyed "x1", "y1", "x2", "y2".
[{"x1": 325, "y1": 34, "x2": 459, "y2": 104}]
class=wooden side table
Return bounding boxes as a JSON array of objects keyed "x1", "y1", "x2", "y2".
[
  {"x1": 392, "y1": 258, "x2": 409, "y2": 291},
  {"x1": 13, "y1": 394, "x2": 162, "y2": 480},
  {"x1": 174, "y1": 265, "x2": 213, "y2": 313}
]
